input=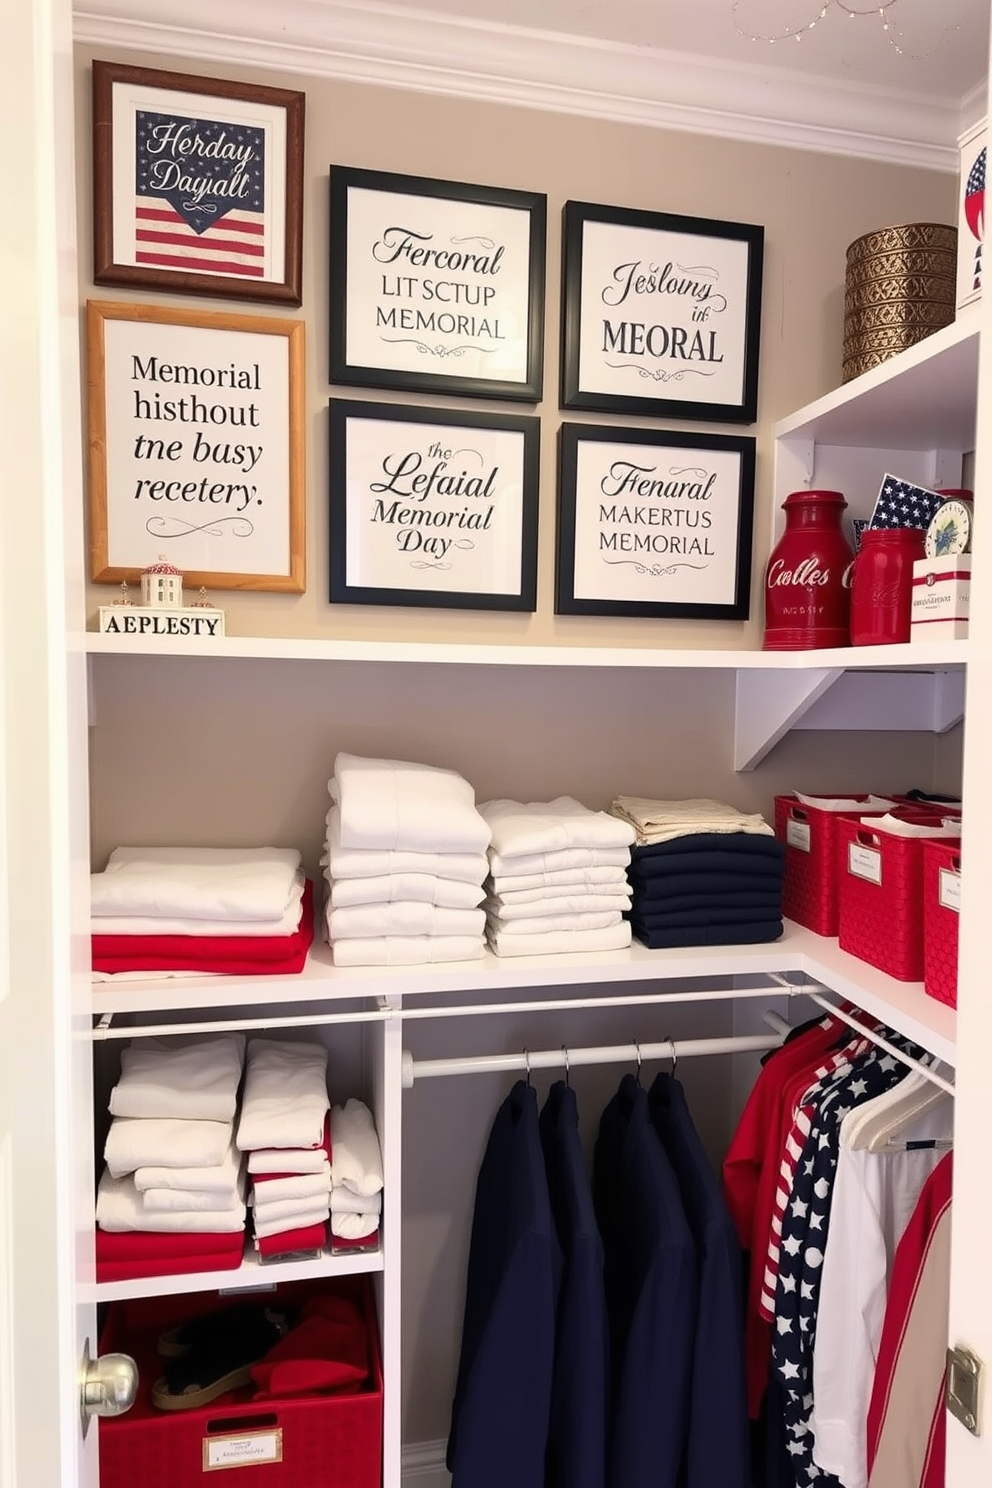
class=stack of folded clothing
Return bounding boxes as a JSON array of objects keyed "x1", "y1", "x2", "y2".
[
  {"x1": 610, "y1": 796, "x2": 785, "y2": 949},
  {"x1": 237, "y1": 1039, "x2": 332, "y2": 1261},
  {"x1": 322, "y1": 753, "x2": 490, "y2": 967},
  {"x1": 329, "y1": 1100, "x2": 384, "y2": 1252},
  {"x1": 91, "y1": 846, "x2": 314, "y2": 977},
  {"x1": 96, "y1": 1034, "x2": 248, "y2": 1282},
  {"x1": 480, "y1": 797, "x2": 636, "y2": 957}
]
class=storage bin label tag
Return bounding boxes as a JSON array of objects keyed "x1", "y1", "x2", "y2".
[
  {"x1": 786, "y1": 819, "x2": 811, "y2": 852},
  {"x1": 939, "y1": 869, "x2": 962, "y2": 913},
  {"x1": 203, "y1": 1429, "x2": 282, "y2": 1471},
  {"x1": 848, "y1": 843, "x2": 882, "y2": 885}
]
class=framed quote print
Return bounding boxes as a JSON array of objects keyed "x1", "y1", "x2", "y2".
[
  {"x1": 555, "y1": 423, "x2": 755, "y2": 619},
  {"x1": 92, "y1": 61, "x2": 305, "y2": 305},
  {"x1": 329, "y1": 400, "x2": 540, "y2": 610},
  {"x1": 329, "y1": 167, "x2": 546, "y2": 401},
  {"x1": 560, "y1": 201, "x2": 764, "y2": 422},
  {"x1": 86, "y1": 300, "x2": 306, "y2": 592}
]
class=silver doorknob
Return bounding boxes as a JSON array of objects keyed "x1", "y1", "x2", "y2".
[{"x1": 80, "y1": 1341, "x2": 138, "y2": 1427}]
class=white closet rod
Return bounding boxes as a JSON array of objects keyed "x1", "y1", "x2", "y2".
[
  {"x1": 91, "y1": 981, "x2": 822, "y2": 1041},
  {"x1": 801, "y1": 990, "x2": 956, "y2": 1096},
  {"x1": 401, "y1": 1011, "x2": 791, "y2": 1088}
]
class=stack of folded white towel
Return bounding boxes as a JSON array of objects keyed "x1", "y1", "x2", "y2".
[
  {"x1": 96, "y1": 1034, "x2": 248, "y2": 1238},
  {"x1": 90, "y1": 846, "x2": 311, "y2": 978},
  {"x1": 480, "y1": 797, "x2": 637, "y2": 957},
  {"x1": 330, "y1": 1099, "x2": 384, "y2": 1249},
  {"x1": 236, "y1": 1039, "x2": 332, "y2": 1258},
  {"x1": 322, "y1": 752, "x2": 491, "y2": 967}
]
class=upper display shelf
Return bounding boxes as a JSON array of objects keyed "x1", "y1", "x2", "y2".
[
  {"x1": 79, "y1": 634, "x2": 969, "y2": 671},
  {"x1": 774, "y1": 315, "x2": 979, "y2": 451}
]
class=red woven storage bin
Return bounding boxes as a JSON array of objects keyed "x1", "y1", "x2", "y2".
[
  {"x1": 923, "y1": 839, "x2": 961, "y2": 1008},
  {"x1": 837, "y1": 816, "x2": 960, "y2": 982},
  {"x1": 98, "y1": 1275, "x2": 383, "y2": 1488},
  {"x1": 774, "y1": 794, "x2": 894, "y2": 936}
]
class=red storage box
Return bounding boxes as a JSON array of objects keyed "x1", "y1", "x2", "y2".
[
  {"x1": 774, "y1": 794, "x2": 895, "y2": 936},
  {"x1": 923, "y1": 839, "x2": 961, "y2": 1009},
  {"x1": 98, "y1": 1276, "x2": 382, "y2": 1488},
  {"x1": 837, "y1": 816, "x2": 960, "y2": 981}
]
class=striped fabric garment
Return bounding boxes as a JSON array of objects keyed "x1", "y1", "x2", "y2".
[
  {"x1": 867, "y1": 1154, "x2": 953, "y2": 1488},
  {"x1": 134, "y1": 203, "x2": 266, "y2": 278},
  {"x1": 758, "y1": 1034, "x2": 871, "y2": 1322}
]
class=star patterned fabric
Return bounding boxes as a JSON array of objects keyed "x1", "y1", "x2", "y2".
[
  {"x1": 770, "y1": 1038, "x2": 925, "y2": 1485},
  {"x1": 868, "y1": 474, "x2": 943, "y2": 533}
]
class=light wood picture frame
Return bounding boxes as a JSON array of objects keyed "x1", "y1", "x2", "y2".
[{"x1": 86, "y1": 300, "x2": 306, "y2": 593}]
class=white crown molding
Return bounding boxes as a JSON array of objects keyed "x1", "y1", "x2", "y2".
[
  {"x1": 73, "y1": 0, "x2": 961, "y2": 171},
  {"x1": 402, "y1": 1438, "x2": 448, "y2": 1487},
  {"x1": 960, "y1": 78, "x2": 988, "y2": 137}
]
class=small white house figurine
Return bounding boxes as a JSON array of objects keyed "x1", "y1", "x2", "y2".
[{"x1": 140, "y1": 556, "x2": 184, "y2": 609}]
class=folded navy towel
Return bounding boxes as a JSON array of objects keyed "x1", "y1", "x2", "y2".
[
  {"x1": 631, "y1": 919, "x2": 784, "y2": 949},
  {"x1": 628, "y1": 870, "x2": 782, "y2": 899},
  {"x1": 629, "y1": 849, "x2": 785, "y2": 881},
  {"x1": 630, "y1": 906, "x2": 782, "y2": 931},
  {"x1": 629, "y1": 884, "x2": 783, "y2": 910},
  {"x1": 630, "y1": 834, "x2": 785, "y2": 864}
]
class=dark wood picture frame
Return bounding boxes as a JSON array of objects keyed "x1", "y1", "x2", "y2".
[
  {"x1": 329, "y1": 399, "x2": 540, "y2": 611},
  {"x1": 329, "y1": 166, "x2": 546, "y2": 401},
  {"x1": 555, "y1": 422, "x2": 755, "y2": 619},
  {"x1": 560, "y1": 200, "x2": 764, "y2": 423},
  {"x1": 92, "y1": 60, "x2": 305, "y2": 306}
]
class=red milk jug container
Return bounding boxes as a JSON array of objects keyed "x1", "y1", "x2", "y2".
[
  {"x1": 849, "y1": 527, "x2": 926, "y2": 645},
  {"x1": 763, "y1": 490, "x2": 854, "y2": 650}
]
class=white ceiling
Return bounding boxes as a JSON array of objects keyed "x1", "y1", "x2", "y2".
[
  {"x1": 343, "y1": 0, "x2": 987, "y2": 98},
  {"x1": 74, "y1": 0, "x2": 991, "y2": 165}
]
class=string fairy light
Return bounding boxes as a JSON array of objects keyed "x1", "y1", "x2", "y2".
[{"x1": 732, "y1": 0, "x2": 960, "y2": 59}]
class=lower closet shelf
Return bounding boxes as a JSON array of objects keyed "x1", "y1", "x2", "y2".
[{"x1": 90, "y1": 1239, "x2": 384, "y2": 1304}]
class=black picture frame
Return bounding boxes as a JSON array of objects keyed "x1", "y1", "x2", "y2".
[
  {"x1": 555, "y1": 422, "x2": 755, "y2": 619},
  {"x1": 560, "y1": 200, "x2": 764, "y2": 423},
  {"x1": 329, "y1": 166, "x2": 547, "y2": 401},
  {"x1": 330, "y1": 399, "x2": 540, "y2": 611}
]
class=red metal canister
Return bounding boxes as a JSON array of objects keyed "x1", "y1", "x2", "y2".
[
  {"x1": 849, "y1": 527, "x2": 926, "y2": 645},
  {"x1": 762, "y1": 490, "x2": 854, "y2": 650}
]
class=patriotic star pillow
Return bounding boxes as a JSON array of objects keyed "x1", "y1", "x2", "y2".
[{"x1": 868, "y1": 473, "x2": 944, "y2": 532}]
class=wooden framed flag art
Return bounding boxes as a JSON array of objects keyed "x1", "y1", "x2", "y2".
[{"x1": 92, "y1": 61, "x2": 305, "y2": 306}]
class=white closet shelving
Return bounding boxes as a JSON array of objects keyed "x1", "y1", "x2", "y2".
[{"x1": 84, "y1": 312, "x2": 973, "y2": 1486}]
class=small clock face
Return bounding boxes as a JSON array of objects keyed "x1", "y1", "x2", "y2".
[{"x1": 926, "y1": 500, "x2": 973, "y2": 558}]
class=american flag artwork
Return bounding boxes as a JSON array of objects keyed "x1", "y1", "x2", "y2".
[
  {"x1": 134, "y1": 110, "x2": 267, "y2": 279},
  {"x1": 965, "y1": 145, "x2": 985, "y2": 293},
  {"x1": 868, "y1": 473, "x2": 944, "y2": 533}
]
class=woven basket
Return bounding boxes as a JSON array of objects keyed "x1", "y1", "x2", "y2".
[{"x1": 843, "y1": 223, "x2": 957, "y2": 383}]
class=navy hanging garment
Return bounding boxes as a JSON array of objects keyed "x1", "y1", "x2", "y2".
[
  {"x1": 447, "y1": 1079, "x2": 561, "y2": 1488},
  {"x1": 648, "y1": 1072, "x2": 749, "y2": 1488},
  {"x1": 540, "y1": 1080, "x2": 609, "y2": 1488},
  {"x1": 594, "y1": 1073, "x2": 697, "y2": 1488}
]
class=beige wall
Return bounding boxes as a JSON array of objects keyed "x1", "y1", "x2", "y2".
[{"x1": 74, "y1": 43, "x2": 955, "y2": 649}]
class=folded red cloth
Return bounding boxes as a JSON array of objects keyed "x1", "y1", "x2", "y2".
[
  {"x1": 329, "y1": 1229, "x2": 380, "y2": 1252},
  {"x1": 255, "y1": 1222, "x2": 328, "y2": 1260},
  {"x1": 92, "y1": 880, "x2": 314, "y2": 974},
  {"x1": 96, "y1": 1228, "x2": 245, "y2": 1282},
  {"x1": 96, "y1": 1229, "x2": 246, "y2": 1261},
  {"x1": 97, "y1": 1250, "x2": 245, "y2": 1283},
  {"x1": 251, "y1": 1113, "x2": 332, "y2": 1178},
  {"x1": 251, "y1": 1296, "x2": 369, "y2": 1398}
]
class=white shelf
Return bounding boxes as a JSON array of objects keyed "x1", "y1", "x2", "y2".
[
  {"x1": 89, "y1": 1238, "x2": 384, "y2": 1304},
  {"x1": 80, "y1": 632, "x2": 969, "y2": 672},
  {"x1": 91, "y1": 921, "x2": 956, "y2": 1068},
  {"x1": 774, "y1": 315, "x2": 980, "y2": 450}
]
